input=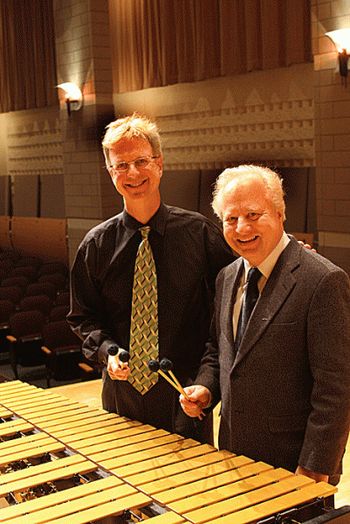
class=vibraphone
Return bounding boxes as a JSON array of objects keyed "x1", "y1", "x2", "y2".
[{"x1": 0, "y1": 380, "x2": 337, "y2": 523}]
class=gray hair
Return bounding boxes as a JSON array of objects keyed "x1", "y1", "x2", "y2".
[
  {"x1": 102, "y1": 113, "x2": 162, "y2": 165},
  {"x1": 212, "y1": 165, "x2": 286, "y2": 221}
]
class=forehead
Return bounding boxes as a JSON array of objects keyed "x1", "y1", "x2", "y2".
[
  {"x1": 109, "y1": 137, "x2": 152, "y2": 159},
  {"x1": 222, "y1": 176, "x2": 270, "y2": 212}
]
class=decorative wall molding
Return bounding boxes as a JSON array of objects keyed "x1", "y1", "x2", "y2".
[
  {"x1": 7, "y1": 110, "x2": 63, "y2": 176},
  {"x1": 158, "y1": 100, "x2": 314, "y2": 170},
  {"x1": 115, "y1": 63, "x2": 315, "y2": 170}
]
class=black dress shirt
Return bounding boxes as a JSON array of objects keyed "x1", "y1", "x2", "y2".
[{"x1": 68, "y1": 203, "x2": 233, "y2": 439}]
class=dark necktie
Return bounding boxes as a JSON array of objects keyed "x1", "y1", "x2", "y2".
[
  {"x1": 234, "y1": 267, "x2": 262, "y2": 351},
  {"x1": 128, "y1": 226, "x2": 159, "y2": 394}
]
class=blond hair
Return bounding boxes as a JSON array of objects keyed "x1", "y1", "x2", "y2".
[
  {"x1": 102, "y1": 113, "x2": 162, "y2": 165},
  {"x1": 212, "y1": 165, "x2": 286, "y2": 221}
]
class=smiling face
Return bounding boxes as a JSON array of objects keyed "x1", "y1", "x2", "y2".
[
  {"x1": 108, "y1": 136, "x2": 163, "y2": 209},
  {"x1": 221, "y1": 175, "x2": 284, "y2": 266}
]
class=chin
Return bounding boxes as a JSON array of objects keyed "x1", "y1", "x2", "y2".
[
  {"x1": 127, "y1": 189, "x2": 146, "y2": 198},
  {"x1": 235, "y1": 249, "x2": 259, "y2": 265}
]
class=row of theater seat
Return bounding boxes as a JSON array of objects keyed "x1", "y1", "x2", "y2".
[{"x1": 0, "y1": 249, "x2": 101, "y2": 387}]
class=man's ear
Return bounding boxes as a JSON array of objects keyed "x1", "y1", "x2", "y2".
[
  {"x1": 277, "y1": 210, "x2": 284, "y2": 224},
  {"x1": 156, "y1": 155, "x2": 163, "y2": 176}
]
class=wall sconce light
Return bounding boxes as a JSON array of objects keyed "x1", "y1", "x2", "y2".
[
  {"x1": 56, "y1": 82, "x2": 83, "y2": 115},
  {"x1": 325, "y1": 29, "x2": 350, "y2": 86}
]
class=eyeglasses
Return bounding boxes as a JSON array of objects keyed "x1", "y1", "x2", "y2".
[{"x1": 108, "y1": 156, "x2": 158, "y2": 174}]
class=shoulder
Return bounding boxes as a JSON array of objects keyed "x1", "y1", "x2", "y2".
[
  {"x1": 217, "y1": 257, "x2": 241, "y2": 281},
  {"x1": 164, "y1": 205, "x2": 233, "y2": 263},
  {"x1": 165, "y1": 204, "x2": 215, "y2": 224},
  {"x1": 165, "y1": 204, "x2": 223, "y2": 235},
  {"x1": 296, "y1": 240, "x2": 348, "y2": 279},
  {"x1": 79, "y1": 213, "x2": 123, "y2": 249},
  {"x1": 283, "y1": 239, "x2": 349, "y2": 296}
]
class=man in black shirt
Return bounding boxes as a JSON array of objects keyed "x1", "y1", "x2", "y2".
[{"x1": 67, "y1": 113, "x2": 233, "y2": 442}]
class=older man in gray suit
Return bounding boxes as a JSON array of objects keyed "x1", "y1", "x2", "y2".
[{"x1": 180, "y1": 165, "x2": 350, "y2": 485}]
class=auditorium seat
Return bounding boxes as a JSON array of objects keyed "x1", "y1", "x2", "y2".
[
  {"x1": 49, "y1": 304, "x2": 69, "y2": 321},
  {"x1": 0, "y1": 299, "x2": 15, "y2": 358},
  {"x1": 0, "y1": 299, "x2": 16, "y2": 326},
  {"x1": 0, "y1": 268, "x2": 8, "y2": 283},
  {"x1": 26, "y1": 282, "x2": 57, "y2": 301},
  {"x1": 19, "y1": 294, "x2": 53, "y2": 317},
  {"x1": 38, "y1": 262, "x2": 68, "y2": 277},
  {"x1": 78, "y1": 358, "x2": 102, "y2": 382},
  {"x1": 38, "y1": 272, "x2": 66, "y2": 291},
  {"x1": 0, "y1": 260, "x2": 13, "y2": 273},
  {"x1": 0, "y1": 249, "x2": 19, "y2": 263},
  {"x1": 7, "y1": 310, "x2": 46, "y2": 378},
  {"x1": 1, "y1": 276, "x2": 30, "y2": 290},
  {"x1": 9, "y1": 265, "x2": 38, "y2": 281},
  {"x1": 41, "y1": 320, "x2": 82, "y2": 387},
  {"x1": 0, "y1": 285, "x2": 24, "y2": 304},
  {"x1": 14, "y1": 256, "x2": 42, "y2": 268}
]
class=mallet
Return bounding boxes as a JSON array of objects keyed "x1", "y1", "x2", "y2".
[
  {"x1": 148, "y1": 358, "x2": 205, "y2": 420},
  {"x1": 108, "y1": 346, "x2": 130, "y2": 368},
  {"x1": 160, "y1": 358, "x2": 191, "y2": 401}
]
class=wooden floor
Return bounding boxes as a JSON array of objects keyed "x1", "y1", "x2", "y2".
[{"x1": 55, "y1": 379, "x2": 350, "y2": 510}]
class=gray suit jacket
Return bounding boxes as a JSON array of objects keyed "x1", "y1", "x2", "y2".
[{"x1": 196, "y1": 237, "x2": 350, "y2": 481}]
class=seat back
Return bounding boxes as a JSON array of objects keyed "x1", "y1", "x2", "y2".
[
  {"x1": 0, "y1": 260, "x2": 12, "y2": 273},
  {"x1": 14, "y1": 256, "x2": 42, "y2": 268},
  {"x1": 38, "y1": 262, "x2": 68, "y2": 277},
  {"x1": 0, "y1": 269, "x2": 8, "y2": 284},
  {"x1": 42, "y1": 320, "x2": 82, "y2": 386},
  {"x1": 0, "y1": 299, "x2": 15, "y2": 324},
  {"x1": 8, "y1": 310, "x2": 46, "y2": 374},
  {"x1": 42, "y1": 320, "x2": 80, "y2": 350},
  {"x1": 1, "y1": 276, "x2": 30, "y2": 289},
  {"x1": 0, "y1": 286, "x2": 24, "y2": 304},
  {"x1": 9, "y1": 310, "x2": 46, "y2": 338},
  {"x1": 49, "y1": 304, "x2": 69, "y2": 321},
  {"x1": 9, "y1": 266, "x2": 38, "y2": 280},
  {"x1": 19, "y1": 294, "x2": 53, "y2": 317},
  {"x1": 38, "y1": 272, "x2": 66, "y2": 291},
  {"x1": 26, "y1": 282, "x2": 57, "y2": 300}
]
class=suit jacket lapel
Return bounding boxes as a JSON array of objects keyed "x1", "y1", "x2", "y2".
[
  {"x1": 221, "y1": 261, "x2": 244, "y2": 368},
  {"x1": 232, "y1": 240, "x2": 301, "y2": 369}
]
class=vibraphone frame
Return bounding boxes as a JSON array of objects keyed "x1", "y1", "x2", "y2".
[{"x1": 0, "y1": 380, "x2": 337, "y2": 523}]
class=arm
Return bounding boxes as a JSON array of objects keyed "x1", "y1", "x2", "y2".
[
  {"x1": 179, "y1": 268, "x2": 227, "y2": 419},
  {"x1": 299, "y1": 268, "x2": 350, "y2": 477},
  {"x1": 194, "y1": 268, "x2": 228, "y2": 405},
  {"x1": 67, "y1": 242, "x2": 121, "y2": 367}
]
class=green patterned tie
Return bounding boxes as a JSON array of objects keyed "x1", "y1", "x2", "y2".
[{"x1": 128, "y1": 226, "x2": 159, "y2": 394}]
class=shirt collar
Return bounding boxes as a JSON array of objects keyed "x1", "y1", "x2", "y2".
[
  {"x1": 121, "y1": 202, "x2": 167, "y2": 236},
  {"x1": 243, "y1": 231, "x2": 290, "y2": 281}
]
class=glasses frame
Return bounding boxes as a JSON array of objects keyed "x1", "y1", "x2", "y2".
[{"x1": 107, "y1": 156, "x2": 159, "y2": 174}]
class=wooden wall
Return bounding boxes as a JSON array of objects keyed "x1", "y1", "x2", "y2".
[{"x1": 0, "y1": 216, "x2": 68, "y2": 263}]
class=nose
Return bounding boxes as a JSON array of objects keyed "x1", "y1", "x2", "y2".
[
  {"x1": 126, "y1": 163, "x2": 140, "y2": 177},
  {"x1": 235, "y1": 216, "x2": 251, "y2": 234}
]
